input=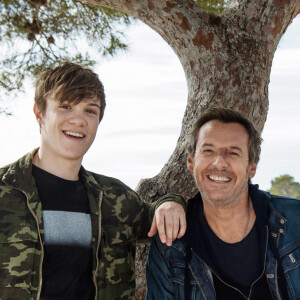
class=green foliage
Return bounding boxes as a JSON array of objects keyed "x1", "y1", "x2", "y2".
[
  {"x1": 0, "y1": 0, "x2": 133, "y2": 95},
  {"x1": 195, "y1": 0, "x2": 229, "y2": 15},
  {"x1": 268, "y1": 174, "x2": 300, "y2": 199}
]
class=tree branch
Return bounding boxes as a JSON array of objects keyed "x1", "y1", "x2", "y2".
[{"x1": 81, "y1": 0, "x2": 217, "y2": 57}]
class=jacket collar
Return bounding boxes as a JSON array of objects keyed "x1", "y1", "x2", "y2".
[
  {"x1": 80, "y1": 166, "x2": 102, "y2": 215},
  {"x1": 181, "y1": 184, "x2": 273, "y2": 268},
  {"x1": 2, "y1": 148, "x2": 38, "y2": 192},
  {"x1": 183, "y1": 184, "x2": 285, "y2": 237},
  {"x1": 2, "y1": 148, "x2": 43, "y2": 230},
  {"x1": 2, "y1": 149, "x2": 102, "y2": 200},
  {"x1": 2, "y1": 149, "x2": 103, "y2": 232},
  {"x1": 249, "y1": 185, "x2": 287, "y2": 236}
]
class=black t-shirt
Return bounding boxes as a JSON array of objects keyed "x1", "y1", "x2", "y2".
[
  {"x1": 200, "y1": 216, "x2": 272, "y2": 299},
  {"x1": 195, "y1": 193, "x2": 273, "y2": 300},
  {"x1": 32, "y1": 165, "x2": 94, "y2": 300}
]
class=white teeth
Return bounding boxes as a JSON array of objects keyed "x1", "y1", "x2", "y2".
[
  {"x1": 65, "y1": 131, "x2": 84, "y2": 138},
  {"x1": 209, "y1": 175, "x2": 230, "y2": 182}
]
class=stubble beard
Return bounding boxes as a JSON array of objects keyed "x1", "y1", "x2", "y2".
[{"x1": 199, "y1": 175, "x2": 249, "y2": 209}]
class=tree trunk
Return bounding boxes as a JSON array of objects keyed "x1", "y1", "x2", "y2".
[{"x1": 81, "y1": 0, "x2": 300, "y2": 298}]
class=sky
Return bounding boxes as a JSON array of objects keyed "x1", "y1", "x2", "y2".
[{"x1": 0, "y1": 16, "x2": 299, "y2": 191}]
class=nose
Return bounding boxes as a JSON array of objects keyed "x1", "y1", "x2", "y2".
[
  {"x1": 212, "y1": 152, "x2": 228, "y2": 170},
  {"x1": 69, "y1": 111, "x2": 87, "y2": 127}
]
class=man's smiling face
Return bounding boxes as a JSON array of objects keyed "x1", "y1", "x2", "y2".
[
  {"x1": 34, "y1": 97, "x2": 101, "y2": 164},
  {"x1": 187, "y1": 120, "x2": 257, "y2": 208}
]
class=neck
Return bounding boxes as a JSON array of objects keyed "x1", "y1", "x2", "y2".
[
  {"x1": 33, "y1": 148, "x2": 82, "y2": 181},
  {"x1": 202, "y1": 193, "x2": 256, "y2": 243}
]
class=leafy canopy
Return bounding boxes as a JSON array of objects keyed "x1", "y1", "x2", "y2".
[
  {"x1": 0, "y1": 0, "x2": 227, "y2": 100},
  {"x1": 0, "y1": 0, "x2": 132, "y2": 95},
  {"x1": 268, "y1": 174, "x2": 300, "y2": 199}
]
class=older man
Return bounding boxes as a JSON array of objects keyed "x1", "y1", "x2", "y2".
[{"x1": 147, "y1": 107, "x2": 300, "y2": 299}]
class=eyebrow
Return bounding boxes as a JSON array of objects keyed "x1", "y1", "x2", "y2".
[
  {"x1": 201, "y1": 143, "x2": 243, "y2": 153},
  {"x1": 229, "y1": 146, "x2": 243, "y2": 153},
  {"x1": 87, "y1": 102, "x2": 101, "y2": 110},
  {"x1": 201, "y1": 143, "x2": 214, "y2": 148}
]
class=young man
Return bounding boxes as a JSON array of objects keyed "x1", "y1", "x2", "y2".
[
  {"x1": 0, "y1": 62, "x2": 186, "y2": 300},
  {"x1": 147, "y1": 107, "x2": 300, "y2": 299}
]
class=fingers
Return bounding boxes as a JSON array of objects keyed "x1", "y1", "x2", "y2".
[
  {"x1": 151, "y1": 202, "x2": 187, "y2": 246},
  {"x1": 151, "y1": 212, "x2": 167, "y2": 243},
  {"x1": 159, "y1": 214, "x2": 181, "y2": 246},
  {"x1": 148, "y1": 217, "x2": 158, "y2": 238},
  {"x1": 177, "y1": 214, "x2": 187, "y2": 239},
  {"x1": 164, "y1": 212, "x2": 176, "y2": 246}
]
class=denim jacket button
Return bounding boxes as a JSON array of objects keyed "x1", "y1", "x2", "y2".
[
  {"x1": 279, "y1": 229, "x2": 284, "y2": 234},
  {"x1": 280, "y1": 219, "x2": 285, "y2": 224},
  {"x1": 267, "y1": 274, "x2": 275, "y2": 279}
]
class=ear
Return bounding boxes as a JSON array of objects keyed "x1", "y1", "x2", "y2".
[
  {"x1": 187, "y1": 154, "x2": 194, "y2": 173},
  {"x1": 33, "y1": 103, "x2": 42, "y2": 122},
  {"x1": 248, "y1": 162, "x2": 257, "y2": 179}
]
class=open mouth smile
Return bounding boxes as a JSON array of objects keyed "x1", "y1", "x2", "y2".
[
  {"x1": 63, "y1": 130, "x2": 85, "y2": 138},
  {"x1": 208, "y1": 175, "x2": 231, "y2": 182}
]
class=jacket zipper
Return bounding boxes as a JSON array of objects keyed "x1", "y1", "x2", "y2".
[
  {"x1": 23, "y1": 191, "x2": 44, "y2": 300},
  {"x1": 93, "y1": 190, "x2": 103, "y2": 300},
  {"x1": 248, "y1": 226, "x2": 272, "y2": 299}
]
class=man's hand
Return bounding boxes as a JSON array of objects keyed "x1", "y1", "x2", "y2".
[{"x1": 148, "y1": 201, "x2": 186, "y2": 246}]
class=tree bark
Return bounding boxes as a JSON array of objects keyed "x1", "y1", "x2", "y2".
[{"x1": 81, "y1": 0, "x2": 300, "y2": 298}]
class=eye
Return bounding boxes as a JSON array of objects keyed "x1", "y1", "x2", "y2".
[
  {"x1": 202, "y1": 149, "x2": 213, "y2": 155},
  {"x1": 86, "y1": 108, "x2": 98, "y2": 115},
  {"x1": 230, "y1": 152, "x2": 239, "y2": 156},
  {"x1": 59, "y1": 104, "x2": 70, "y2": 110}
]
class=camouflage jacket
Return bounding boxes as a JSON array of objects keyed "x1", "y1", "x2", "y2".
[{"x1": 0, "y1": 150, "x2": 185, "y2": 300}]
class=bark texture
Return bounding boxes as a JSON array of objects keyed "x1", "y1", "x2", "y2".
[{"x1": 81, "y1": 0, "x2": 300, "y2": 298}]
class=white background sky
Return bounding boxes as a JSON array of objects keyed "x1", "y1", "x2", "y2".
[{"x1": 0, "y1": 16, "x2": 299, "y2": 191}]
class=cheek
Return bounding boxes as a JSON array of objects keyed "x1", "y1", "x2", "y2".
[
  {"x1": 192, "y1": 162, "x2": 206, "y2": 179},
  {"x1": 91, "y1": 124, "x2": 99, "y2": 137}
]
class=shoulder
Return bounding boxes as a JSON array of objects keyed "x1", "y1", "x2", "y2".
[
  {"x1": 267, "y1": 191, "x2": 300, "y2": 232},
  {"x1": 269, "y1": 192, "x2": 300, "y2": 210},
  {"x1": 0, "y1": 156, "x2": 35, "y2": 214},
  {"x1": 89, "y1": 171, "x2": 134, "y2": 191},
  {"x1": 84, "y1": 170, "x2": 139, "y2": 200},
  {"x1": 0, "y1": 150, "x2": 36, "y2": 181},
  {"x1": 0, "y1": 164, "x2": 14, "y2": 201},
  {"x1": 269, "y1": 194, "x2": 300, "y2": 219},
  {"x1": 82, "y1": 169, "x2": 145, "y2": 228},
  {"x1": 250, "y1": 184, "x2": 300, "y2": 219},
  {"x1": 0, "y1": 164, "x2": 9, "y2": 181}
]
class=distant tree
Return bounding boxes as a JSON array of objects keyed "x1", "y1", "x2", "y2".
[
  {"x1": 0, "y1": 0, "x2": 132, "y2": 96},
  {"x1": 268, "y1": 175, "x2": 300, "y2": 199}
]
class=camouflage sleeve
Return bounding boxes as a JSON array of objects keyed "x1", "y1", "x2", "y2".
[{"x1": 150, "y1": 193, "x2": 187, "y2": 217}]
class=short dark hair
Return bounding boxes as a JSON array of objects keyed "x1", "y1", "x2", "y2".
[
  {"x1": 34, "y1": 62, "x2": 106, "y2": 122},
  {"x1": 187, "y1": 107, "x2": 262, "y2": 164}
]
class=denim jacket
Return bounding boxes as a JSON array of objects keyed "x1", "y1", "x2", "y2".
[{"x1": 146, "y1": 185, "x2": 300, "y2": 300}]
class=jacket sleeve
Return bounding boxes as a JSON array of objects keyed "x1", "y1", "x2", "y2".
[{"x1": 146, "y1": 235, "x2": 175, "y2": 300}]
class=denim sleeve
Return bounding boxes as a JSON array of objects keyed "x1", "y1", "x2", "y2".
[{"x1": 146, "y1": 235, "x2": 175, "y2": 300}]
